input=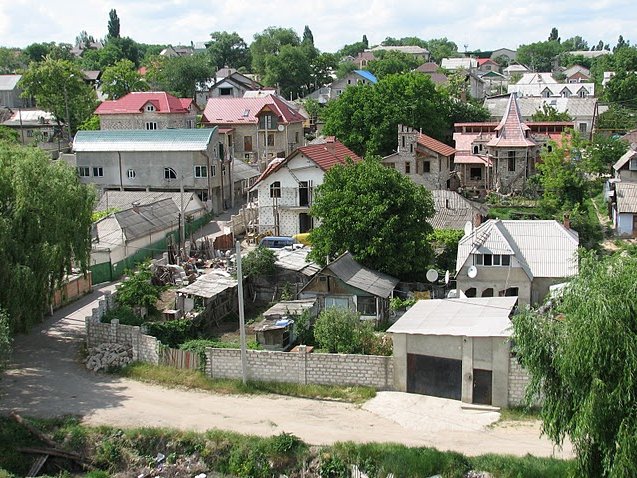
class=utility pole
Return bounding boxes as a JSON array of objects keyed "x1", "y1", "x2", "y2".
[{"x1": 236, "y1": 240, "x2": 248, "y2": 384}]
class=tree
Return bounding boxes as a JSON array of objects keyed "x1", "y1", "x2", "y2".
[
  {"x1": 513, "y1": 252, "x2": 637, "y2": 476},
  {"x1": 101, "y1": 59, "x2": 148, "y2": 99},
  {"x1": 517, "y1": 40, "x2": 563, "y2": 72},
  {"x1": 207, "y1": 31, "x2": 250, "y2": 70},
  {"x1": 24, "y1": 42, "x2": 54, "y2": 63},
  {"x1": 337, "y1": 41, "x2": 367, "y2": 59},
  {"x1": 19, "y1": 58, "x2": 98, "y2": 136},
  {"x1": 424, "y1": 38, "x2": 459, "y2": 63},
  {"x1": 335, "y1": 60, "x2": 356, "y2": 79},
  {"x1": 313, "y1": 308, "x2": 376, "y2": 354},
  {"x1": 531, "y1": 103, "x2": 573, "y2": 122},
  {"x1": 302, "y1": 25, "x2": 314, "y2": 47},
  {"x1": 548, "y1": 27, "x2": 560, "y2": 43},
  {"x1": 604, "y1": 70, "x2": 637, "y2": 109},
  {"x1": 583, "y1": 134, "x2": 628, "y2": 175},
  {"x1": 250, "y1": 27, "x2": 300, "y2": 77},
  {"x1": 428, "y1": 229, "x2": 464, "y2": 273},
  {"x1": 0, "y1": 308, "x2": 11, "y2": 374},
  {"x1": 242, "y1": 246, "x2": 276, "y2": 279},
  {"x1": 614, "y1": 34, "x2": 628, "y2": 53},
  {"x1": 263, "y1": 44, "x2": 314, "y2": 98},
  {"x1": 108, "y1": 9, "x2": 121, "y2": 40},
  {"x1": 148, "y1": 53, "x2": 212, "y2": 98},
  {"x1": 75, "y1": 30, "x2": 95, "y2": 49},
  {"x1": 309, "y1": 158, "x2": 435, "y2": 280},
  {"x1": 561, "y1": 36, "x2": 588, "y2": 52},
  {"x1": 362, "y1": 35, "x2": 369, "y2": 49},
  {"x1": 77, "y1": 115, "x2": 100, "y2": 131},
  {"x1": 0, "y1": 126, "x2": 19, "y2": 144},
  {"x1": 597, "y1": 105, "x2": 637, "y2": 133},
  {"x1": 116, "y1": 265, "x2": 162, "y2": 314},
  {"x1": 310, "y1": 52, "x2": 338, "y2": 88},
  {"x1": 0, "y1": 143, "x2": 95, "y2": 332},
  {"x1": 0, "y1": 47, "x2": 27, "y2": 73},
  {"x1": 365, "y1": 50, "x2": 421, "y2": 78},
  {"x1": 80, "y1": 36, "x2": 141, "y2": 69}
]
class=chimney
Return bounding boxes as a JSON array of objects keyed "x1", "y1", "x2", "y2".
[
  {"x1": 132, "y1": 201, "x2": 141, "y2": 213},
  {"x1": 474, "y1": 213, "x2": 482, "y2": 227},
  {"x1": 563, "y1": 213, "x2": 571, "y2": 229},
  {"x1": 325, "y1": 136, "x2": 335, "y2": 155}
]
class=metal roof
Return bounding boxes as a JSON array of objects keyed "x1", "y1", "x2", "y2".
[
  {"x1": 353, "y1": 70, "x2": 378, "y2": 84},
  {"x1": 262, "y1": 299, "x2": 317, "y2": 319},
  {"x1": 96, "y1": 190, "x2": 206, "y2": 216},
  {"x1": 318, "y1": 252, "x2": 399, "y2": 298},
  {"x1": 441, "y1": 58, "x2": 477, "y2": 70},
  {"x1": 615, "y1": 182, "x2": 637, "y2": 213},
  {"x1": 177, "y1": 272, "x2": 237, "y2": 299},
  {"x1": 115, "y1": 198, "x2": 179, "y2": 241},
  {"x1": 430, "y1": 190, "x2": 487, "y2": 230},
  {"x1": 73, "y1": 128, "x2": 216, "y2": 152},
  {"x1": 387, "y1": 297, "x2": 517, "y2": 337},
  {"x1": 232, "y1": 160, "x2": 260, "y2": 181},
  {"x1": 0, "y1": 74, "x2": 21, "y2": 91},
  {"x1": 613, "y1": 148, "x2": 637, "y2": 171},
  {"x1": 1, "y1": 109, "x2": 56, "y2": 126},
  {"x1": 484, "y1": 96, "x2": 599, "y2": 120},
  {"x1": 274, "y1": 248, "x2": 321, "y2": 276},
  {"x1": 456, "y1": 219, "x2": 579, "y2": 279}
]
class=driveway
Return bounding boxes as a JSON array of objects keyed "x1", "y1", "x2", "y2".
[{"x1": 0, "y1": 286, "x2": 572, "y2": 459}]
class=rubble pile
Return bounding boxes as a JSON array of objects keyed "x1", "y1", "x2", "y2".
[{"x1": 85, "y1": 343, "x2": 133, "y2": 372}]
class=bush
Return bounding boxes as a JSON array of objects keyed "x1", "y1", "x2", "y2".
[
  {"x1": 313, "y1": 308, "x2": 389, "y2": 355},
  {"x1": 100, "y1": 306, "x2": 143, "y2": 326},
  {"x1": 116, "y1": 265, "x2": 163, "y2": 314},
  {"x1": 242, "y1": 247, "x2": 276, "y2": 279},
  {"x1": 145, "y1": 320, "x2": 194, "y2": 347}
]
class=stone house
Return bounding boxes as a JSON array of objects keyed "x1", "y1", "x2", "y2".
[
  {"x1": 388, "y1": 296, "x2": 518, "y2": 407},
  {"x1": 201, "y1": 94, "x2": 305, "y2": 170},
  {"x1": 95, "y1": 91, "x2": 197, "y2": 130},
  {"x1": 299, "y1": 251, "x2": 399, "y2": 323},
  {"x1": 382, "y1": 124, "x2": 456, "y2": 190},
  {"x1": 71, "y1": 128, "x2": 225, "y2": 212},
  {"x1": 251, "y1": 137, "x2": 361, "y2": 236},
  {"x1": 455, "y1": 219, "x2": 579, "y2": 305}
]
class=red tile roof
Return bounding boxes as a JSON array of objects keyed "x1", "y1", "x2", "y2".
[
  {"x1": 253, "y1": 138, "x2": 361, "y2": 186},
  {"x1": 179, "y1": 98, "x2": 193, "y2": 110},
  {"x1": 486, "y1": 94, "x2": 536, "y2": 148},
  {"x1": 95, "y1": 92, "x2": 191, "y2": 115},
  {"x1": 201, "y1": 94, "x2": 305, "y2": 125},
  {"x1": 417, "y1": 132, "x2": 456, "y2": 157},
  {"x1": 477, "y1": 58, "x2": 497, "y2": 66}
]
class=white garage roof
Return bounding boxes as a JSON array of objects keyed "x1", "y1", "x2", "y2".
[{"x1": 387, "y1": 297, "x2": 517, "y2": 338}]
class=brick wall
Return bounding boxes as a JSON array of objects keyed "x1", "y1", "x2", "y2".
[
  {"x1": 206, "y1": 347, "x2": 394, "y2": 389},
  {"x1": 508, "y1": 356, "x2": 531, "y2": 407},
  {"x1": 85, "y1": 290, "x2": 160, "y2": 365}
]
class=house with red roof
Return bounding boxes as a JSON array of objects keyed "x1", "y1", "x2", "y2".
[
  {"x1": 382, "y1": 125, "x2": 457, "y2": 190},
  {"x1": 95, "y1": 91, "x2": 197, "y2": 131},
  {"x1": 201, "y1": 94, "x2": 305, "y2": 170},
  {"x1": 250, "y1": 137, "x2": 361, "y2": 236}
]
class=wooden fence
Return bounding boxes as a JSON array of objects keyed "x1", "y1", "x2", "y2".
[{"x1": 160, "y1": 348, "x2": 201, "y2": 370}]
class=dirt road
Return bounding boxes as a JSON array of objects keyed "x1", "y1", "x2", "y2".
[{"x1": 0, "y1": 285, "x2": 572, "y2": 458}]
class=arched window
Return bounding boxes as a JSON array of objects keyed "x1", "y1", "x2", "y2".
[
  {"x1": 481, "y1": 288, "x2": 494, "y2": 297},
  {"x1": 270, "y1": 181, "x2": 281, "y2": 198},
  {"x1": 465, "y1": 287, "x2": 477, "y2": 298},
  {"x1": 163, "y1": 167, "x2": 177, "y2": 180},
  {"x1": 473, "y1": 145, "x2": 479, "y2": 154}
]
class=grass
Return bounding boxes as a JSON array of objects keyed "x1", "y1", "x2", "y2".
[
  {"x1": 499, "y1": 406, "x2": 542, "y2": 422},
  {"x1": 119, "y1": 362, "x2": 377, "y2": 403},
  {"x1": 488, "y1": 206, "x2": 542, "y2": 220}
]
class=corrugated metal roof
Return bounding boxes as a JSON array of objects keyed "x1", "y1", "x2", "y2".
[
  {"x1": 353, "y1": 70, "x2": 378, "y2": 84},
  {"x1": 321, "y1": 252, "x2": 399, "y2": 298},
  {"x1": 95, "y1": 91, "x2": 191, "y2": 115},
  {"x1": 615, "y1": 182, "x2": 637, "y2": 213},
  {"x1": 202, "y1": 94, "x2": 305, "y2": 125},
  {"x1": 370, "y1": 45, "x2": 429, "y2": 55},
  {"x1": 614, "y1": 148, "x2": 636, "y2": 171},
  {"x1": 177, "y1": 272, "x2": 237, "y2": 299},
  {"x1": 115, "y1": 198, "x2": 179, "y2": 241},
  {"x1": 262, "y1": 299, "x2": 317, "y2": 319},
  {"x1": 0, "y1": 74, "x2": 21, "y2": 90},
  {"x1": 73, "y1": 128, "x2": 215, "y2": 152},
  {"x1": 456, "y1": 220, "x2": 579, "y2": 279},
  {"x1": 430, "y1": 190, "x2": 487, "y2": 230},
  {"x1": 2, "y1": 109, "x2": 56, "y2": 126},
  {"x1": 387, "y1": 297, "x2": 517, "y2": 337},
  {"x1": 96, "y1": 190, "x2": 206, "y2": 216},
  {"x1": 232, "y1": 160, "x2": 260, "y2": 181},
  {"x1": 441, "y1": 58, "x2": 477, "y2": 70},
  {"x1": 274, "y1": 248, "x2": 321, "y2": 276},
  {"x1": 484, "y1": 96, "x2": 599, "y2": 119}
]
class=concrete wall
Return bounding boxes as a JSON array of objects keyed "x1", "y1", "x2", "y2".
[
  {"x1": 392, "y1": 333, "x2": 511, "y2": 408},
  {"x1": 206, "y1": 347, "x2": 394, "y2": 389},
  {"x1": 99, "y1": 112, "x2": 196, "y2": 130}
]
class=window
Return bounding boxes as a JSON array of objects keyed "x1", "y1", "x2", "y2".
[
  {"x1": 423, "y1": 161, "x2": 431, "y2": 173},
  {"x1": 145, "y1": 121, "x2": 158, "y2": 130},
  {"x1": 410, "y1": 143, "x2": 414, "y2": 153},
  {"x1": 475, "y1": 254, "x2": 511, "y2": 266},
  {"x1": 483, "y1": 254, "x2": 493, "y2": 266},
  {"x1": 267, "y1": 133, "x2": 274, "y2": 147},
  {"x1": 578, "y1": 88, "x2": 587, "y2": 98},
  {"x1": 630, "y1": 159, "x2": 637, "y2": 171},
  {"x1": 336, "y1": 89, "x2": 342, "y2": 96},
  {"x1": 145, "y1": 103, "x2": 156, "y2": 112},
  {"x1": 387, "y1": 162, "x2": 395, "y2": 168},
  {"x1": 508, "y1": 151, "x2": 516, "y2": 172},
  {"x1": 194, "y1": 165, "x2": 207, "y2": 178},
  {"x1": 325, "y1": 296, "x2": 349, "y2": 309},
  {"x1": 470, "y1": 167, "x2": 482, "y2": 180},
  {"x1": 561, "y1": 89, "x2": 570, "y2": 98},
  {"x1": 26, "y1": 129, "x2": 33, "y2": 137},
  {"x1": 401, "y1": 136, "x2": 405, "y2": 148},
  {"x1": 357, "y1": 297, "x2": 377, "y2": 316},
  {"x1": 473, "y1": 145, "x2": 479, "y2": 154},
  {"x1": 542, "y1": 89, "x2": 550, "y2": 98},
  {"x1": 211, "y1": 164, "x2": 217, "y2": 177},
  {"x1": 405, "y1": 162, "x2": 411, "y2": 174},
  {"x1": 295, "y1": 131, "x2": 299, "y2": 144},
  {"x1": 502, "y1": 255, "x2": 511, "y2": 266},
  {"x1": 219, "y1": 87, "x2": 233, "y2": 96},
  {"x1": 164, "y1": 167, "x2": 177, "y2": 180},
  {"x1": 347, "y1": 79, "x2": 352, "y2": 84},
  {"x1": 270, "y1": 181, "x2": 281, "y2": 198},
  {"x1": 127, "y1": 169, "x2": 136, "y2": 179},
  {"x1": 259, "y1": 114, "x2": 277, "y2": 130},
  {"x1": 243, "y1": 135, "x2": 252, "y2": 152},
  {"x1": 77, "y1": 166, "x2": 90, "y2": 177},
  {"x1": 222, "y1": 164, "x2": 226, "y2": 176},
  {"x1": 92, "y1": 166, "x2": 104, "y2": 177},
  {"x1": 579, "y1": 123, "x2": 587, "y2": 133},
  {"x1": 244, "y1": 153, "x2": 251, "y2": 160}
]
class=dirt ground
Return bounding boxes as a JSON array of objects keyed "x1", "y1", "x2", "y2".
[{"x1": 0, "y1": 284, "x2": 573, "y2": 459}]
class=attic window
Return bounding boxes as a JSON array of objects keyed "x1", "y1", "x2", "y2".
[
  {"x1": 242, "y1": 109, "x2": 250, "y2": 117},
  {"x1": 146, "y1": 104, "x2": 156, "y2": 112},
  {"x1": 164, "y1": 167, "x2": 177, "y2": 180}
]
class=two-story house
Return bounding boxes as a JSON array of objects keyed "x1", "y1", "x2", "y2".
[
  {"x1": 71, "y1": 128, "x2": 226, "y2": 212},
  {"x1": 251, "y1": 137, "x2": 362, "y2": 236},
  {"x1": 455, "y1": 219, "x2": 579, "y2": 305},
  {"x1": 201, "y1": 94, "x2": 305, "y2": 170},
  {"x1": 305, "y1": 70, "x2": 378, "y2": 104},
  {"x1": 382, "y1": 125, "x2": 456, "y2": 190},
  {"x1": 95, "y1": 91, "x2": 197, "y2": 130}
]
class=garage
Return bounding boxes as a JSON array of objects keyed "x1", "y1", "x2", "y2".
[{"x1": 388, "y1": 296, "x2": 518, "y2": 408}]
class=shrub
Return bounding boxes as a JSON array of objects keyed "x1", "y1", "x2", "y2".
[
  {"x1": 100, "y1": 306, "x2": 143, "y2": 326},
  {"x1": 116, "y1": 265, "x2": 163, "y2": 314},
  {"x1": 313, "y1": 308, "x2": 389, "y2": 355},
  {"x1": 242, "y1": 247, "x2": 276, "y2": 279},
  {"x1": 145, "y1": 320, "x2": 194, "y2": 347}
]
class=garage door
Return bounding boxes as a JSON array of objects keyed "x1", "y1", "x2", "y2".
[{"x1": 406, "y1": 354, "x2": 462, "y2": 400}]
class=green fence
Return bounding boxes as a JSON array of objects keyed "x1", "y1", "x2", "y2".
[{"x1": 91, "y1": 212, "x2": 213, "y2": 284}]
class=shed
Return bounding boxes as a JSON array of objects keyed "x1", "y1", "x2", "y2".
[
  {"x1": 299, "y1": 251, "x2": 398, "y2": 322},
  {"x1": 388, "y1": 296, "x2": 517, "y2": 407},
  {"x1": 176, "y1": 272, "x2": 238, "y2": 324},
  {"x1": 254, "y1": 298, "x2": 318, "y2": 351}
]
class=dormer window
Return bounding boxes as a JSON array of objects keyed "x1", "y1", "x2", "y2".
[{"x1": 146, "y1": 103, "x2": 156, "y2": 112}]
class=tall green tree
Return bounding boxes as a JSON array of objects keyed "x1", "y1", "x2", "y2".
[
  {"x1": 19, "y1": 58, "x2": 98, "y2": 136},
  {"x1": 513, "y1": 251, "x2": 637, "y2": 477},
  {"x1": 302, "y1": 25, "x2": 314, "y2": 47},
  {"x1": 0, "y1": 143, "x2": 95, "y2": 332},
  {"x1": 263, "y1": 44, "x2": 313, "y2": 98},
  {"x1": 0, "y1": 47, "x2": 27, "y2": 73},
  {"x1": 309, "y1": 158, "x2": 435, "y2": 280},
  {"x1": 250, "y1": 27, "x2": 300, "y2": 77},
  {"x1": 604, "y1": 70, "x2": 637, "y2": 109},
  {"x1": 338, "y1": 41, "x2": 367, "y2": 58},
  {"x1": 108, "y1": 9, "x2": 121, "y2": 39},
  {"x1": 517, "y1": 40, "x2": 563, "y2": 72},
  {"x1": 424, "y1": 38, "x2": 459, "y2": 63},
  {"x1": 583, "y1": 134, "x2": 628, "y2": 175},
  {"x1": 101, "y1": 59, "x2": 148, "y2": 99},
  {"x1": 362, "y1": 35, "x2": 369, "y2": 49},
  {"x1": 548, "y1": 27, "x2": 560, "y2": 42},
  {"x1": 207, "y1": 31, "x2": 250, "y2": 70},
  {"x1": 531, "y1": 103, "x2": 573, "y2": 122},
  {"x1": 365, "y1": 50, "x2": 420, "y2": 78},
  {"x1": 148, "y1": 53, "x2": 212, "y2": 98}
]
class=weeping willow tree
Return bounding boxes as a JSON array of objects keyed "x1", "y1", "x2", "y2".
[
  {"x1": 513, "y1": 252, "x2": 637, "y2": 477},
  {"x1": 0, "y1": 142, "x2": 95, "y2": 332}
]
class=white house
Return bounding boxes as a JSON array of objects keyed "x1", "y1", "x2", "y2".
[{"x1": 251, "y1": 137, "x2": 362, "y2": 236}]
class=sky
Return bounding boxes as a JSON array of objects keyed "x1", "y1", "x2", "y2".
[{"x1": 0, "y1": 0, "x2": 634, "y2": 53}]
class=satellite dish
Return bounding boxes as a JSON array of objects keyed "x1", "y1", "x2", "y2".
[
  {"x1": 463, "y1": 221, "x2": 473, "y2": 236},
  {"x1": 426, "y1": 269, "x2": 439, "y2": 282},
  {"x1": 445, "y1": 270, "x2": 450, "y2": 285},
  {"x1": 277, "y1": 124, "x2": 285, "y2": 132},
  {"x1": 467, "y1": 265, "x2": 478, "y2": 279},
  {"x1": 447, "y1": 289, "x2": 459, "y2": 298}
]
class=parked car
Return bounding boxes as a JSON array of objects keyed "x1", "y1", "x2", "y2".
[{"x1": 259, "y1": 236, "x2": 297, "y2": 249}]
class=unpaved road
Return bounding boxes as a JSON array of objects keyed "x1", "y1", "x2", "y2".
[{"x1": 0, "y1": 285, "x2": 572, "y2": 458}]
